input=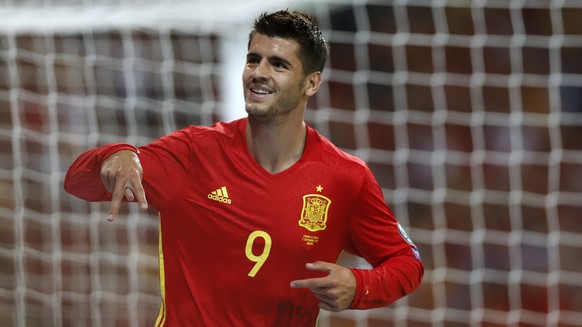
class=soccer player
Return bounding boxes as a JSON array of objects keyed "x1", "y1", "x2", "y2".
[{"x1": 64, "y1": 10, "x2": 423, "y2": 326}]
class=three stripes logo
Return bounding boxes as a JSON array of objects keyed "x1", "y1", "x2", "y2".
[{"x1": 207, "y1": 186, "x2": 232, "y2": 204}]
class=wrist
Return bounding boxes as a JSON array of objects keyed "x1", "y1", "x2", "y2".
[
  {"x1": 96, "y1": 144, "x2": 139, "y2": 165},
  {"x1": 348, "y1": 268, "x2": 365, "y2": 309}
]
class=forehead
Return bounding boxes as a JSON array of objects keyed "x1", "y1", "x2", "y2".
[{"x1": 248, "y1": 33, "x2": 301, "y2": 62}]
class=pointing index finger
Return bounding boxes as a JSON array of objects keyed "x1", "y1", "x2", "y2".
[{"x1": 291, "y1": 276, "x2": 334, "y2": 289}]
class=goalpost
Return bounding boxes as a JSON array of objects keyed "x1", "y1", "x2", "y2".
[{"x1": 2, "y1": 0, "x2": 582, "y2": 326}]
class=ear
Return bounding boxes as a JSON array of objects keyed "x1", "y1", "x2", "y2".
[{"x1": 304, "y1": 71, "x2": 322, "y2": 97}]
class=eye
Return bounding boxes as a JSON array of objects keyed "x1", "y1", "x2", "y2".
[
  {"x1": 269, "y1": 56, "x2": 292, "y2": 70},
  {"x1": 246, "y1": 54, "x2": 260, "y2": 64},
  {"x1": 271, "y1": 60, "x2": 288, "y2": 70}
]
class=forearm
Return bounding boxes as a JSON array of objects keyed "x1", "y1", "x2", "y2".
[
  {"x1": 349, "y1": 249, "x2": 424, "y2": 309},
  {"x1": 64, "y1": 143, "x2": 138, "y2": 201}
]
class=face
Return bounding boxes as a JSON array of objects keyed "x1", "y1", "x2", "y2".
[{"x1": 243, "y1": 33, "x2": 318, "y2": 122}]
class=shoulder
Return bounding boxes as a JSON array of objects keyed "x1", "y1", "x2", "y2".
[
  {"x1": 311, "y1": 127, "x2": 368, "y2": 170},
  {"x1": 183, "y1": 119, "x2": 241, "y2": 137},
  {"x1": 179, "y1": 119, "x2": 243, "y2": 145},
  {"x1": 307, "y1": 126, "x2": 375, "y2": 189}
]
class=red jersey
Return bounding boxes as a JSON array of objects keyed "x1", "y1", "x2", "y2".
[{"x1": 64, "y1": 118, "x2": 423, "y2": 326}]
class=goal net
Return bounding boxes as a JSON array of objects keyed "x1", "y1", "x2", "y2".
[{"x1": 2, "y1": 0, "x2": 582, "y2": 326}]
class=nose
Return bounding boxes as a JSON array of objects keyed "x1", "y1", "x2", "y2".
[{"x1": 250, "y1": 60, "x2": 269, "y2": 81}]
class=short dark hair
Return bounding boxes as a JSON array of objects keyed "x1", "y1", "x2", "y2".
[{"x1": 248, "y1": 10, "x2": 330, "y2": 75}]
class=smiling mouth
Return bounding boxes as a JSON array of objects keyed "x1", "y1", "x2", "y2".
[{"x1": 250, "y1": 86, "x2": 273, "y2": 95}]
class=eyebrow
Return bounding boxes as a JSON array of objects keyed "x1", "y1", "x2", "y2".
[
  {"x1": 247, "y1": 52, "x2": 294, "y2": 69},
  {"x1": 270, "y1": 55, "x2": 294, "y2": 69}
]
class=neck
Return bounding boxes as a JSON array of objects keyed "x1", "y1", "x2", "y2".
[{"x1": 245, "y1": 116, "x2": 307, "y2": 174}]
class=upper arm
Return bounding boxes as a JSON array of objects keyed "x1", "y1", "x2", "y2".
[
  {"x1": 345, "y1": 168, "x2": 417, "y2": 267},
  {"x1": 138, "y1": 128, "x2": 195, "y2": 210}
]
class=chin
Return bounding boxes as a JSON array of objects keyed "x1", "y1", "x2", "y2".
[
  {"x1": 246, "y1": 102, "x2": 269, "y2": 114},
  {"x1": 245, "y1": 105, "x2": 271, "y2": 121},
  {"x1": 247, "y1": 112, "x2": 274, "y2": 123}
]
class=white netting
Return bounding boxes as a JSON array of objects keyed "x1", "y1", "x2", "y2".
[{"x1": 2, "y1": 0, "x2": 582, "y2": 326}]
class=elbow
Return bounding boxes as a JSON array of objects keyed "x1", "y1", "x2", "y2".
[
  {"x1": 63, "y1": 167, "x2": 84, "y2": 197},
  {"x1": 63, "y1": 171, "x2": 76, "y2": 195},
  {"x1": 408, "y1": 246, "x2": 425, "y2": 293}
]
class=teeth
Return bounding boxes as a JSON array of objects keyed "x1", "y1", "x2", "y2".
[{"x1": 252, "y1": 88, "x2": 271, "y2": 95}]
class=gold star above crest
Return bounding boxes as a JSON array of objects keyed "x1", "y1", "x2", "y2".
[{"x1": 316, "y1": 185, "x2": 323, "y2": 192}]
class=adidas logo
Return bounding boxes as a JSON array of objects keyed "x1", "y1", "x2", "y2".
[{"x1": 207, "y1": 186, "x2": 232, "y2": 204}]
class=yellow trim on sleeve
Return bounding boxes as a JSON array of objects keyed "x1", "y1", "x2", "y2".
[{"x1": 155, "y1": 217, "x2": 167, "y2": 327}]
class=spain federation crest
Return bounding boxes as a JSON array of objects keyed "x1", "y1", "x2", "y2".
[{"x1": 298, "y1": 194, "x2": 331, "y2": 232}]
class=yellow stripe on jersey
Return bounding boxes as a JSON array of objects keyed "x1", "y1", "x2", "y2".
[{"x1": 155, "y1": 218, "x2": 167, "y2": 327}]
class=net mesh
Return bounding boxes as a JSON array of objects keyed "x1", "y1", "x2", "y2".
[{"x1": 2, "y1": 0, "x2": 582, "y2": 326}]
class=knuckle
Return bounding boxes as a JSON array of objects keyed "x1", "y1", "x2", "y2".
[
  {"x1": 100, "y1": 167, "x2": 114, "y2": 178},
  {"x1": 129, "y1": 169, "x2": 142, "y2": 180},
  {"x1": 116, "y1": 168, "x2": 128, "y2": 179}
]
